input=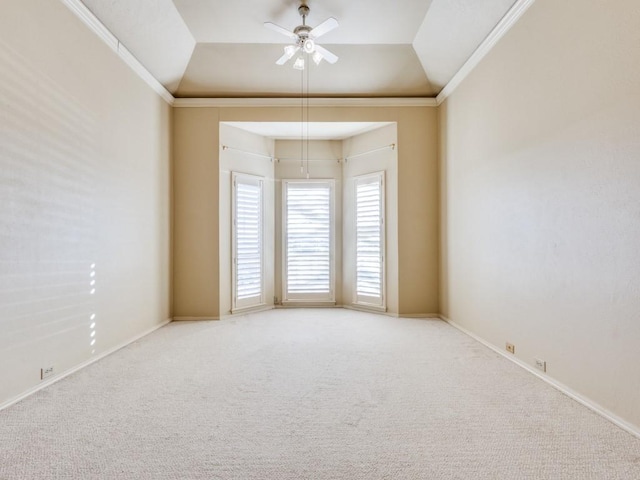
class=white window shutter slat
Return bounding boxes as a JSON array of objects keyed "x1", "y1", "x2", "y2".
[
  {"x1": 355, "y1": 173, "x2": 384, "y2": 307},
  {"x1": 284, "y1": 181, "x2": 334, "y2": 301},
  {"x1": 233, "y1": 174, "x2": 264, "y2": 310}
]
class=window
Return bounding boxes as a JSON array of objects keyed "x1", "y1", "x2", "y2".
[
  {"x1": 232, "y1": 172, "x2": 264, "y2": 311},
  {"x1": 355, "y1": 172, "x2": 385, "y2": 308},
  {"x1": 283, "y1": 180, "x2": 335, "y2": 303}
]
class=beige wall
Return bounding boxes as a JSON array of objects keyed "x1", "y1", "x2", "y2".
[
  {"x1": 173, "y1": 106, "x2": 439, "y2": 318},
  {"x1": 0, "y1": 0, "x2": 171, "y2": 405},
  {"x1": 440, "y1": 0, "x2": 640, "y2": 430},
  {"x1": 396, "y1": 108, "x2": 439, "y2": 314},
  {"x1": 173, "y1": 108, "x2": 220, "y2": 318}
]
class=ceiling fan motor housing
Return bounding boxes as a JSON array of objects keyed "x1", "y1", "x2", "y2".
[{"x1": 293, "y1": 25, "x2": 312, "y2": 38}]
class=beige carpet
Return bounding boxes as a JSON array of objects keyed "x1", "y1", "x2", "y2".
[{"x1": 1, "y1": 308, "x2": 640, "y2": 479}]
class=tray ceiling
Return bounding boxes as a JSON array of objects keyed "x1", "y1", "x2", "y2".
[{"x1": 79, "y1": 0, "x2": 518, "y2": 98}]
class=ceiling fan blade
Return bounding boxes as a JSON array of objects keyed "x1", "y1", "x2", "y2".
[
  {"x1": 314, "y1": 45, "x2": 338, "y2": 64},
  {"x1": 276, "y1": 45, "x2": 300, "y2": 65},
  {"x1": 309, "y1": 17, "x2": 338, "y2": 39},
  {"x1": 264, "y1": 22, "x2": 298, "y2": 40},
  {"x1": 276, "y1": 52, "x2": 291, "y2": 66}
]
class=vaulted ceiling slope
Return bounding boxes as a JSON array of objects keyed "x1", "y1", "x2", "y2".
[{"x1": 80, "y1": 0, "x2": 517, "y2": 98}]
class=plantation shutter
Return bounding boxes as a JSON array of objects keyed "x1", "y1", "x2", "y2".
[
  {"x1": 355, "y1": 172, "x2": 384, "y2": 307},
  {"x1": 284, "y1": 181, "x2": 334, "y2": 302},
  {"x1": 233, "y1": 173, "x2": 263, "y2": 310}
]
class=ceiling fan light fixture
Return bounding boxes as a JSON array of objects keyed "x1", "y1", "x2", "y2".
[
  {"x1": 266, "y1": 4, "x2": 339, "y2": 68},
  {"x1": 284, "y1": 45, "x2": 298, "y2": 59},
  {"x1": 303, "y1": 38, "x2": 315, "y2": 54},
  {"x1": 293, "y1": 56, "x2": 305, "y2": 70}
]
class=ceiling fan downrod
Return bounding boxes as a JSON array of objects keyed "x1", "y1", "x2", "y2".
[{"x1": 294, "y1": 5, "x2": 312, "y2": 38}]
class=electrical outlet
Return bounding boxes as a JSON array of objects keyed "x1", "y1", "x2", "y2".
[
  {"x1": 506, "y1": 343, "x2": 515, "y2": 354},
  {"x1": 41, "y1": 366, "x2": 55, "y2": 380},
  {"x1": 534, "y1": 358, "x2": 546, "y2": 372}
]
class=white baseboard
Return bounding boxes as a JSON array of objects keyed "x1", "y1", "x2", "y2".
[
  {"x1": 174, "y1": 307, "x2": 438, "y2": 319},
  {"x1": 441, "y1": 315, "x2": 640, "y2": 440},
  {"x1": 342, "y1": 305, "x2": 439, "y2": 319},
  {"x1": 277, "y1": 302, "x2": 339, "y2": 308},
  {"x1": 0, "y1": 318, "x2": 172, "y2": 413},
  {"x1": 172, "y1": 316, "x2": 220, "y2": 321},
  {"x1": 400, "y1": 313, "x2": 441, "y2": 319}
]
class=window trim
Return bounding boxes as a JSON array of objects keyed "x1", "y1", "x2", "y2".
[
  {"x1": 231, "y1": 172, "x2": 265, "y2": 312},
  {"x1": 282, "y1": 179, "x2": 336, "y2": 305},
  {"x1": 353, "y1": 171, "x2": 386, "y2": 311}
]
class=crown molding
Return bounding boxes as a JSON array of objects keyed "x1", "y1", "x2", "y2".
[
  {"x1": 436, "y1": 0, "x2": 536, "y2": 105},
  {"x1": 59, "y1": 0, "x2": 175, "y2": 105},
  {"x1": 59, "y1": 0, "x2": 118, "y2": 50},
  {"x1": 173, "y1": 97, "x2": 438, "y2": 108},
  {"x1": 117, "y1": 43, "x2": 175, "y2": 104}
]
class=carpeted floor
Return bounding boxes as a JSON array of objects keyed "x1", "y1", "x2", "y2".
[{"x1": 1, "y1": 308, "x2": 640, "y2": 479}]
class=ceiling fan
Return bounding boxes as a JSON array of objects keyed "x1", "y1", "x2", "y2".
[{"x1": 264, "y1": 4, "x2": 339, "y2": 70}]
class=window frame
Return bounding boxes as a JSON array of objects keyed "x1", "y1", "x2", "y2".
[
  {"x1": 231, "y1": 172, "x2": 265, "y2": 312},
  {"x1": 282, "y1": 179, "x2": 336, "y2": 305},
  {"x1": 353, "y1": 171, "x2": 386, "y2": 310}
]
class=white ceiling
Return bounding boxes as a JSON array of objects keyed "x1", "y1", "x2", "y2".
[
  {"x1": 175, "y1": 0, "x2": 433, "y2": 44},
  {"x1": 224, "y1": 122, "x2": 395, "y2": 140},
  {"x1": 80, "y1": 0, "x2": 518, "y2": 98}
]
